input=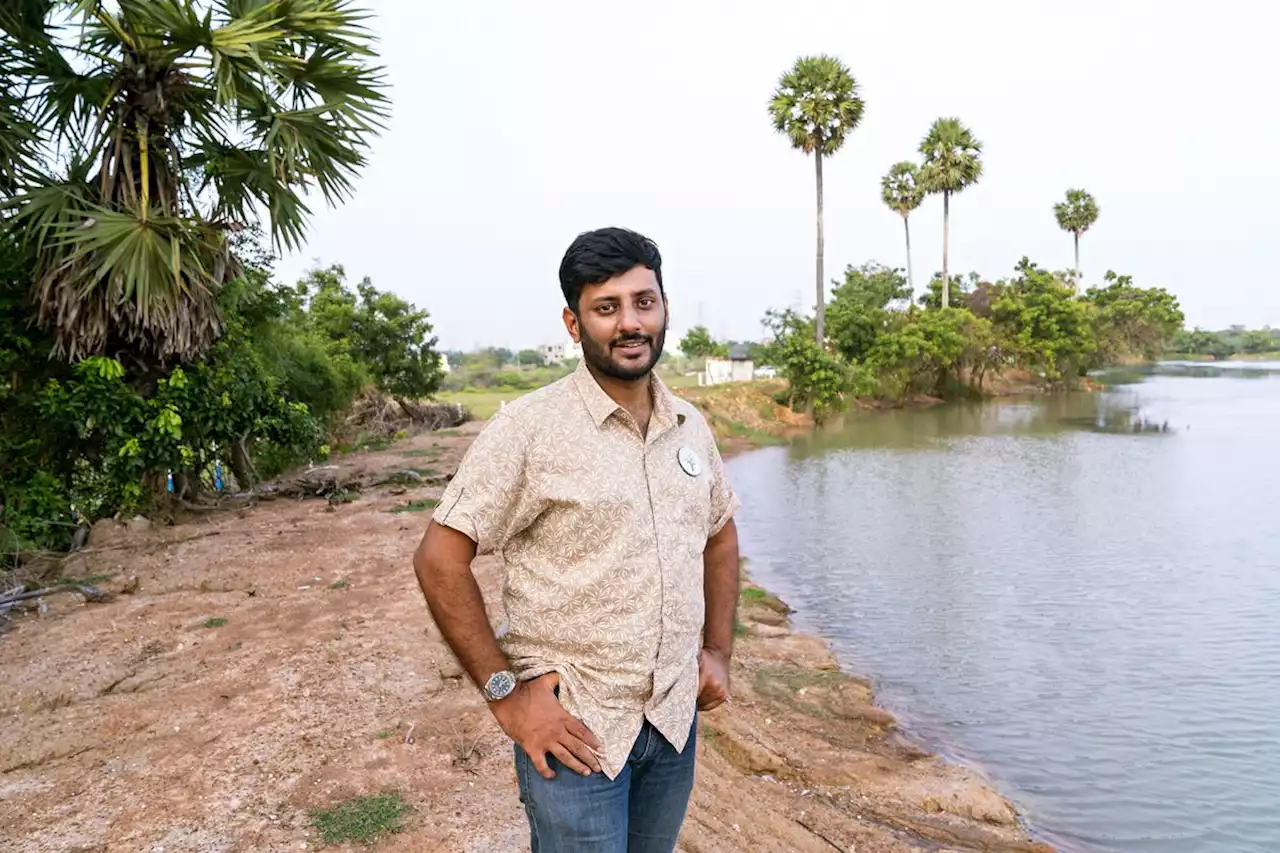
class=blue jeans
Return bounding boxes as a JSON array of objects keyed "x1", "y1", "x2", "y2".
[{"x1": 514, "y1": 717, "x2": 697, "y2": 852}]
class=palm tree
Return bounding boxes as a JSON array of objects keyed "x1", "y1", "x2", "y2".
[
  {"x1": 1, "y1": 0, "x2": 387, "y2": 367},
  {"x1": 918, "y1": 118, "x2": 983, "y2": 308},
  {"x1": 769, "y1": 55, "x2": 864, "y2": 345},
  {"x1": 881, "y1": 161, "x2": 923, "y2": 302},
  {"x1": 1054, "y1": 188, "x2": 1099, "y2": 283}
]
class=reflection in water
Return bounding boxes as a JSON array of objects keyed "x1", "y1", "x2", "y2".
[
  {"x1": 729, "y1": 362, "x2": 1280, "y2": 853},
  {"x1": 794, "y1": 389, "x2": 1170, "y2": 456}
]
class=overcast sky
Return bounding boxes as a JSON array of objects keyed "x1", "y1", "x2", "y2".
[{"x1": 276, "y1": 0, "x2": 1280, "y2": 352}]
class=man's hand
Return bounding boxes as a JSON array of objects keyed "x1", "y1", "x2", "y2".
[
  {"x1": 697, "y1": 647, "x2": 731, "y2": 711},
  {"x1": 490, "y1": 672, "x2": 602, "y2": 779}
]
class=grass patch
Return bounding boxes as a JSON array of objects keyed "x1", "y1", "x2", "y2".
[
  {"x1": 203, "y1": 617, "x2": 227, "y2": 629},
  {"x1": 434, "y1": 428, "x2": 461, "y2": 437},
  {"x1": 398, "y1": 448, "x2": 441, "y2": 458},
  {"x1": 387, "y1": 498, "x2": 439, "y2": 515},
  {"x1": 407, "y1": 467, "x2": 435, "y2": 477},
  {"x1": 311, "y1": 791, "x2": 412, "y2": 845},
  {"x1": 374, "y1": 727, "x2": 396, "y2": 740},
  {"x1": 437, "y1": 389, "x2": 525, "y2": 420},
  {"x1": 329, "y1": 580, "x2": 349, "y2": 590},
  {"x1": 741, "y1": 586, "x2": 790, "y2": 613},
  {"x1": 753, "y1": 665, "x2": 849, "y2": 719},
  {"x1": 733, "y1": 618, "x2": 751, "y2": 638},
  {"x1": 732, "y1": 421, "x2": 785, "y2": 445}
]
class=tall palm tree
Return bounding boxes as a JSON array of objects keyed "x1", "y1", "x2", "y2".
[
  {"x1": 881, "y1": 161, "x2": 923, "y2": 302},
  {"x1": 0, "y1": 0, "x2": 387, "y2": 367},
  {"x1": 918, "y1": 118, "x2": 983, "y2": 308},
  {"x1": 769, "y1": 55, "x2": 864, "y2": 345},
  {"x1": 1054, "y1": 188, "x2": 1099, "y2": 283}
]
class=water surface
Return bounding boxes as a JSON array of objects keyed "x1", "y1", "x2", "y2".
[{"x1": 728, "y1": 363, "x2": 1280, "y2": 852}]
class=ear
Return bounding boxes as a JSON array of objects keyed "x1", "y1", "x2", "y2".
[
  {"x1": 562, "y1": 306, "x2": 580, "y2": 343},
  {"x1": 662, "y1": 293, "x2": 670, "y2": 330}
]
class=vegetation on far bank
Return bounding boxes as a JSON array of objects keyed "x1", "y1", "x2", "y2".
[
  {"x1": 1169, "y1": 327, "x2": 1280, "y2": 362},
  {"x1": 746, "y1": 261, "x2": 1184, "y2": 421}
]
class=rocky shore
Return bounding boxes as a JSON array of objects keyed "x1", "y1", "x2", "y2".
[{"x1": 0, "y1": 418, "x2": 1053, "y2": 852}]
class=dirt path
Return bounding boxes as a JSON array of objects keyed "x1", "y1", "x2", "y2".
[{"x1": 0, "y1": 423, "x2": 1052, "y2": 853}]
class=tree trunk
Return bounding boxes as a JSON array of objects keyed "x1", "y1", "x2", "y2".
[
  {"x1": 1074, "y1": 231, "x2": 1081, "y2": 287},
  {"x1": 814, "y1": 149, "x2": 825, "y2": 345},
  {"x1": 941, "y1": 191, "x2": 951, "y2": 309},
  {"x1": 228, "y1": 436, "x2": 257, "y2": 491},
  {"x1": 903, "y1": 214, "x2": 915, "y2": 305}
]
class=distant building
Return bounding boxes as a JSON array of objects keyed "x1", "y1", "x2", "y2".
[
  {"x1": 700, "y1": 344, "x2": 754, "y2": 386},
  {"x1": 438, "y1": 353, "x2": 451, "y2": 374},
  {"x1": 539, "y1": 338, "x2": 583, "y2": 364}
]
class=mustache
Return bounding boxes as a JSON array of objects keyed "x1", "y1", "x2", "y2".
[{"x1": 610, "y1": 334, "x2": 652, "y2": 347}]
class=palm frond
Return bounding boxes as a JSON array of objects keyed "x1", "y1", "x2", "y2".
[
  {"x1": 4, "y1": 0, "x2": 386, "y2": 363},
  {"x1": 918, "y1": 117, "x2": 983, "y2": 195},
  {"x1": 1054, "y1": 188, "x2": 1099, "y2": 234},
  {"x1": 3, "y1": 176, "x2": 96, "y2": 256},
  {"x1": 768, "y1": 54, "x2": 863, "y2": 156},
  {"x1": 118, "y1": 0, "x2": 211, "y2": 55},
  {"x1": 881, "y1": 161, "x2": 923, "y2": 215},
  {"x1": 209, "y1": 6, "x2": 286, "y2": 57},
  {"x1": 30, "y1": 204, "x2": 230, "y2": 360}
]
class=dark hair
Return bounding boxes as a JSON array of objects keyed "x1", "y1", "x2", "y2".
[{"x1": 558, "y1": 227, "x2": 663, "y2": 313}]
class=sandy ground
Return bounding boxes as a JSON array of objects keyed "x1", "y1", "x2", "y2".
[{"x1": 0, "y1": 422, "x2": 1054, "y2": 853}]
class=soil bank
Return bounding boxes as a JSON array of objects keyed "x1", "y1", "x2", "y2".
[{"x1": 0, "y1": 405, "x2": 1054, "y2": 853}]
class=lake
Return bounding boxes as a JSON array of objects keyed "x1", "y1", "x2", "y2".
[{"x1": 727, "y1": 363, "x2": 1280, "y2": 853}]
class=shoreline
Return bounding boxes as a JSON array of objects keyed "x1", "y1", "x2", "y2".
[{"x1": 0, "y1": 413, "x2": 1054, "y2": 852}]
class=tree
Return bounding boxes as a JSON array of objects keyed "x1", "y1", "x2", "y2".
[
  {"x1": 769, "y1": 55, "x2": 865, "y2": 345},
  {"x1": 919, "y1": 271, "x2": 983, "y2": 311},
  {"x1": 919, "y1": 119, "x2": 983, "y2": 309},
  {"x1": 992, "y1": 258, "x2": 1096, "y2": 382},
  {"x1": 1, "y1": 0, "x2": 387, "y2": 367},
  {"x1": 297, "y1": 265, "x2": 441, "y2": 400},
  {"x1": 881, "y1": 162, "x2": 924, "y2": 300},
  {"x1": 866, "y1": 307, "x2": 994, "y2": 398},
  {"x1": 1054, "y1": 189, "x2": 1100, "y2": 283},
  {"x1": 1083, "y1": 271, "x2": 1183, "y2": 364},
  {"x1": 679, "y1": 325, "x2": 728, "y2": 359},
  {"x1": 761, "y1": 309, "x2": 849, "y2": 421},
  {"x1": 826, "y1": 263, "x2": 908, "y2": 363},
  {"x1": 1239, "y1": 328, "x2": 1279, "y2": 354},
  {"x1": 516, "y1": 349, "x2": 546, "y2": 368}
]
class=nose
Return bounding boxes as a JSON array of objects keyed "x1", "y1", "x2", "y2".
[{"x1": 617, "y1": 302, "x2": 643, "y2": 334}]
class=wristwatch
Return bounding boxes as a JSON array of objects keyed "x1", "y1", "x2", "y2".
[{"x1": 482, "y1": 669, "x2": 517, "y2": 702}]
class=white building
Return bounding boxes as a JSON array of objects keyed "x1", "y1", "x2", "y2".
[
  {"x1": 539, "y1": 338, "x2": 583, "y2": 364},
  {"x1": 438, "y1": 353, "x2": 451, "y2": 374},
  {"x1": 700, "y1": 345, "x2": 755, "y2": 386}
]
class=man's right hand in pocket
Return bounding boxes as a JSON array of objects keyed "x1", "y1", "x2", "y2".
[{"x1": 490, "y1": 672, "x2": 602, "y2": 779}]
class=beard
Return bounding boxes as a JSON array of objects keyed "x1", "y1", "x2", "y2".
[{"x1": 579, "y1": 323, "x2": 667, "y2": 382}]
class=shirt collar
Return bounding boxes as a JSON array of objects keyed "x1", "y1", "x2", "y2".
[{"x1": 572, "y1": 359, "x2": 684, "y2": 434}]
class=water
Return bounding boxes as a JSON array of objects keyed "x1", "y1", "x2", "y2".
[{"x1": 727, "y1": 363, "x2": 1280, "y2": 852}]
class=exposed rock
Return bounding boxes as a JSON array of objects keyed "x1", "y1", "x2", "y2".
[{"x1": 703, "y1": 718, "x2": 788, "y2": 776}]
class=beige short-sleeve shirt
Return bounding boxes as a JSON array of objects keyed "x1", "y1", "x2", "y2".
[{"x1": 433, "y1": 362, "x2": 739, "y2": 779}]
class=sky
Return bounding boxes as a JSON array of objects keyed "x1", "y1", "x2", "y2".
[{"x1": 276, "y1": 0, "x2": 1280, "y2": 353}]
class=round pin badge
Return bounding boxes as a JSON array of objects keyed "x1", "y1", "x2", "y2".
[{"x1": 677, "y1": 446, "x2": 702, "y2": 477}]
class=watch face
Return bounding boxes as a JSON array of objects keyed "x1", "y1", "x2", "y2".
[{"x1": 486, "y1": 670, "x2": 516, "y2": 700}]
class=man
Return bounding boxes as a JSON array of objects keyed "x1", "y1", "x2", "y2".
[{"x1": 413, "y1": 226, "x2": 740, "y2": 852}]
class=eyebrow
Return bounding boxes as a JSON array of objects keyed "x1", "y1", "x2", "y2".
[{"x1": 590, "y1": 288, "x2": 659, "y2": 306}]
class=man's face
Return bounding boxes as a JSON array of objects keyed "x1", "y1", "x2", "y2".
[{"x1": 564, "y1": 265, "x2": 667, "y2": 382}]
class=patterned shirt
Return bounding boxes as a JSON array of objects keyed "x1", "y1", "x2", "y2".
[{"x1": 433, "y1": 361, "x2": 739, "y2": 779}]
